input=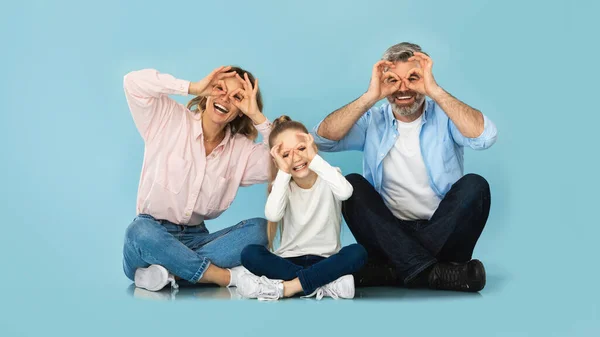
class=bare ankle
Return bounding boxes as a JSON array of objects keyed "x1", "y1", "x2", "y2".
[
  {"x1": 283, "y1": 278, "x2": 303, "y2": 297},
  {"x1": 198, "y1": 264, "x2": 230, "y2": 287}
]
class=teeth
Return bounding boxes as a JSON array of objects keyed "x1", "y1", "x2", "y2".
[
  {"x1": 293, "y1": 164, "x2": 306, "y2": 171},
  {"x1": 396, "y1": 96, "x2": 412, "y2": 100},
  {"x1": 214, "y1": 103, "x2": 229, "y2": 113}
]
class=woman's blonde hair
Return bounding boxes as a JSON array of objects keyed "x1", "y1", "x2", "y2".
[
  {"x1": 266, "y1": 115, "x2": 311, "y2": 250},
  {"x1": 186, "y1": 66, "x2": 263, "y2": 140}
]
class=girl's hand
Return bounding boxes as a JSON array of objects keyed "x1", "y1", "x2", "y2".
[
  {"x1": 296, "y1": 133, "x2": 317, "y2": 162},
  {"x1": 270, "y1": 143, "x2": 293, "y2": 174}
]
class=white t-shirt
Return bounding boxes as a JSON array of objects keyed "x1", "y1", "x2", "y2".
[
  {"x1": 265, "y1": 154, "x2": 353, "y2": 258},
  {"x1": 380, "y1": 115, "x2": 441, "y2": 220}
]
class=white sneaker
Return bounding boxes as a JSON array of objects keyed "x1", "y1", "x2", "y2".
[
  {"x1": 236, "y1": 274, "x2": 284, "y2": 301},
  {"x1": 226, "y1": 286, "x2": 243, "y2": 300},
  {"x1": 227, "y1": 265, "x2": 251, "y2": 287},
  {"x1": 134, "y1": 264, "x2": 179, "y2": 292},
  {"x1": 303, "y1": 275, "x2": 355, "y2": 300}
]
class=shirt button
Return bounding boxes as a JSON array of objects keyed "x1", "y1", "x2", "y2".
[{"x1": 185, "y1": 212, "x2": 190, "y2": 216}]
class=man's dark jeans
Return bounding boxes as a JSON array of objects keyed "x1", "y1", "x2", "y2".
[{"x1": 342, "y1": 173, "x2": 490, "y2": 285}]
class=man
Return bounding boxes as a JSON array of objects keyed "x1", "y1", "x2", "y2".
[{"x1": 313, "y1": 42, "x2": 497, "y2": 292}]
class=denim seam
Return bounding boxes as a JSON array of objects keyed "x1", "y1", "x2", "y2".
[
  {"x1": 189, "y1": 257, "x2": 211, "y2": 283},
  {"x1": 295, "y1": 270, "x2": 313, "y2": 295},
  {"x1": 404, "y1": 258, "x2": 437, "y2": 284}
]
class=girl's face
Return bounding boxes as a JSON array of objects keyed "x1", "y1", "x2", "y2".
[{"x1": 273, "y1": 129, "x2": 315, "y2": 179}]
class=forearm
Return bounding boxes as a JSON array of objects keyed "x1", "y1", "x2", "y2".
[
  {"x1": 265, "y1": 170, "x2": 291, "y2": 222},
  {"x1": 248, "y1": 113, "x2": 267, "y2": 125},
  {"x1": 309, "y1": 155, "x2": 353, "y2": 200},
  {"x1": 317, "y1": 94, "x2": 377, "y2": 141},
  {"x1": 124, "y1": 69, "x2": 190, "y2": 99},
  {"x1": 430, "y1": 88, "x2": 484, "y2": 138}
]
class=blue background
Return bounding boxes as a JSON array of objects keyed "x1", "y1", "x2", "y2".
[{"x1": 1, "y1": 0, "x2": 597, "y2": 336}]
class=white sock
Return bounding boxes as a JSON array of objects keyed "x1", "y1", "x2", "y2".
[{"x1": 227, "y1": 266, "x2": 249, "y2": 287}]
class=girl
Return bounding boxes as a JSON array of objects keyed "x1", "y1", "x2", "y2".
[
  {"x1": 122, "y1": 66, "x2": 272, "y2": 292},
  {"x1": 237, "y1": 116, "x2": 368, "y2": 300}
]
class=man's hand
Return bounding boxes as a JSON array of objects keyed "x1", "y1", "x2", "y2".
[
  {"x1": 403, "y1": 52, "x2": 443, "y2": 98},
  {"x1": 365, "y1": 60, "x2": 403, "y2": 103}
]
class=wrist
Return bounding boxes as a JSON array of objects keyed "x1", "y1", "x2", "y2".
[
  {"x1": 427, "y1": 86, "x2": 446, "y2": 101},
  {"x1": 249, "y1": 112, "x2": 266, "y2": 125},
  {"x1": 308, "y1": 153, "x2": 322, "y2": 168},
  {"x1": 360, "y1": 92, "x2": 379, "y2": 107},
  {"x1": 188, "y1": 82, "x2": 203, "y2": 96}
]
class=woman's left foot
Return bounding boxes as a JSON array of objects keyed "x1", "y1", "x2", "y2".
[
  {"x1": 304, "y1": 275, "x2": 355, "y2": 300},
  {"x1": 134, "y1": 264, "x2": 178, "y2": 292}
]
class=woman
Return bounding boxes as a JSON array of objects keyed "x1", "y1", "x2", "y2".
[{"x1": 122, "y1": 65, "x2": 271, "y2": 291}]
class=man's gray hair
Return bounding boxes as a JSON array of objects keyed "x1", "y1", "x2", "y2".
[{"x1": 382, "y1": 42, "x2": 427, "y2": 62}]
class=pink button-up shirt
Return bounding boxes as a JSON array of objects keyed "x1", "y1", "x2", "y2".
[{"x1": 124, "y1": 69, "x2": 272, "y2": 225}]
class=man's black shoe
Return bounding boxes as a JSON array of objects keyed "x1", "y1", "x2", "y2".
[{"x1": 428, "y1": 259, "x2": 486, "y2": 292}]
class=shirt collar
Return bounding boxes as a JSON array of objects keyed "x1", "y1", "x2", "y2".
[{"x1": 191, "y1": 112, "x2": 232, "y2": 149}]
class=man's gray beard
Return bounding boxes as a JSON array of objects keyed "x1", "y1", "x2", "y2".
[{"x1": 391, "y1": 95, "x2": 426, "y2": 116}]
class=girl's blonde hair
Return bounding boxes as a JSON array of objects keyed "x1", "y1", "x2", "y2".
[
  {"x1": 266, "y1": 115, "x2": 311, "y2": 250},
  {"x1": 186, "y1": 66, "x2": 263, "y2": 141}
]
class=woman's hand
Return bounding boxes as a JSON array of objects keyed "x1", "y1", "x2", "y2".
[
  {"x1": 228, "y1": 73, "x2": 266, "y2": 124},
  {"x1": 188, "y1": 66, "x2": 237, "y2": 97}
]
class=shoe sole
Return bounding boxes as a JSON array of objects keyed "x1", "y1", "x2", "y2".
[
  {"x1": 469, "y1": 259, "x2": 486, "y2": 292},
  {"x1": 134, "y1": 265, "x2": 169, "y2": 292}
]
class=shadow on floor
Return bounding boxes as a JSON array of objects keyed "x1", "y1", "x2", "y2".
[{"x1": 126, "y1": 273, "x2": 508, "y2": 301}]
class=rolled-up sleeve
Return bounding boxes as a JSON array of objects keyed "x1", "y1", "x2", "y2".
[
  {"x1": 312, "y1": 110, "x2": 371, "y2": 152},
  {"x1": 450, "y1": 114, "x2": 498, "y2": 150}
]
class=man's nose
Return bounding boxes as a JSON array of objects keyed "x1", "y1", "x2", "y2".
[{"x1": 398, "y1": 78, "x2": 408, "y2": 92}]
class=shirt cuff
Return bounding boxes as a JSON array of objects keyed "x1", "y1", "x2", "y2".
[
  {"x1": 465, "y1": 114, "x2": 498, "y2": 149},
  {"x1": 254, "y1": 119, "x2": 272, "y2": 129},
  {"x1": 471, "y1": 115, "x2": 497, "y2": 140},
  {"x1": 274, "y1": 169, "x2": 292, "y2": 185},
  {"x1": 255, "y1": 119, "x2": 272, "y2": 140},
  {"x1": 171, "y1": 78, "x2": 191, "y2": 96},
  {"x1": 308, "y1": 154, "x2": 327, "y2": 172},
  {"x1": 311, "y1": 121, "x2": 338, "y2": 147}
]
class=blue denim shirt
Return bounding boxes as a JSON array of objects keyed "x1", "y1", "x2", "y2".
[{"x1": 312, "y1": 98, "x2": 498, "y2": 198}]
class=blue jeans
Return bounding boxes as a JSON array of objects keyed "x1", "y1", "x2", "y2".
[
  {"x1": 122, "y1": 214, "x2": 268, "y2": 283},
  {"x1": 240, "y1": 244, "x2": 367, "y2": 294}
]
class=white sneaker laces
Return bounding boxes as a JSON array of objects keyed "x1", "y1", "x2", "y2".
[
  {"x1": 255, "y1": 276, "x2": 282, "y2": 301},
  {"x1": 167, "y1": 275, "x2": 179, "y2": 295},
  {"x1": 303, "y1": 281, "x2": 341, "y2": 300}
]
